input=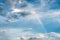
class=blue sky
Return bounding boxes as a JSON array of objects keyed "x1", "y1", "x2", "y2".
[
  {"x1": 0, "y1": 0, "x2": 60, "y2": 40},
  {"x1": 0, "y1": 0, "x2": 60, "y2": 33}
]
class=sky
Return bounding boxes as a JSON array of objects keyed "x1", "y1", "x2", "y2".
[{"x1": 0, "y1": 0, "x2": 60, "y2": 40}]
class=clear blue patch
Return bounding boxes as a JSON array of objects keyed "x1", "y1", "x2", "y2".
[
  {"x1": 26, "y1": 0, "x2": 41, "y2": 6},
  {"x1": 49, "y1": 0, "x2": 60, "y2": 10}
]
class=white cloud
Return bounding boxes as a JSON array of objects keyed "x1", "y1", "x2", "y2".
[
  {"x1": 21, "y1": 32, "x2": 60, "y2": 40},
  {"x1": 0, "y1": 29, "x2": 60, "y2": 40},
  {"x1": 12, "y1": 8, "x2": 23, "y2": 13},
  {"x1": 41, "y1": 10, "x2": 60, "y2": 24},
  {"x1": 0, "y1": 28, "x2": 33, "y2": 40},
  {"x1": 0, "y1": 0, "x2": 51, "y2": 23},
  {"x1": 1, "y1": 0, "x2": 60, "y2": 23}
]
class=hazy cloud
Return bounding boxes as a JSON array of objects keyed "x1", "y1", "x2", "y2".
[{"x1": 0, "y1": 29, "x2": 60, "y2": 40}]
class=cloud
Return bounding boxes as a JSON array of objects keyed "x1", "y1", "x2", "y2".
[
  {"x1": 5, "y1": 7, "x2": 42, "y2": 22},
  {"x1": 42, "y1": 10, "x2": 60, "y2": 23},
  {"x1": 0, "y1": 0, "x2": 39, "y2": 22},
  {"x1": 0, "y1": 28, "x2": 33, "y2": 40},
  {"x1": 6, "y1": 0, "x2": 31, "y2": 9},
  {"x1": 20, "y1": 32, "x2": 60, "y2": 40},
  {"x1": 0, "y1": 29, "x2": 60, "y2": 40},
  {"x1": 0, "y1": 0, "x2": 58, "y2": 22}
]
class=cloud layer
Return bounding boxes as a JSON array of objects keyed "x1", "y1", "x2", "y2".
[
  {"x1": 0, "y1": 29, "x2": 60, "y2": 40},
  {"x1": 0, "y1": 0, "x2": 60, "y2": 23}
]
